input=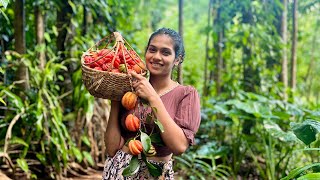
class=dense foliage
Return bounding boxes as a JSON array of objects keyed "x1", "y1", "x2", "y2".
[{"x1": 1, "y1": 0, "x2": 320, "y2": 179}]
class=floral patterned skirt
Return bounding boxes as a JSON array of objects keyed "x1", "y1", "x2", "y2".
[{"x1": 102, "y1": 149, "x2": 174, "y2": 180}]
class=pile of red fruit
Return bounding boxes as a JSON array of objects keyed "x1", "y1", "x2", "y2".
[{"x1": 83, "y1": 45, "x2": 146, "y2": 74}]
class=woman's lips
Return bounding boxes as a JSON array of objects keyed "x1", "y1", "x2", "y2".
[{"x1": 150, "y1": 62, "x2": 163, "y2": 67}]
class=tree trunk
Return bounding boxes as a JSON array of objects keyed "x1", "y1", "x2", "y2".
[
  {"x1": 280, "y1": 0, "x2": 288, "y2": 100},
  {"x1": 290, "y1": 0, "x2": 298, "y2": 90},
  {"x1": 35, "y1": 5, "x2": 46, "y2": 70},
  {"x1": 56, "y1": 1, "x2": 73, "y2": 114},
  {"x1": 56, "y1": 1, "x2": 72, "y2": 61},
  {"x1": 242, "y1": 3, "x2": 260, "y2": 93},
  {"x1": 305, "y1": 19, "x2": 319, "y2": 101},
  {"x1": 14, "y1": 0, "x2": 29, "y2": 90},
  {"x1": 241, "y1": 2, "x2": 258, "y2": 135},
  {"x1": 82, "y1": 6, "x2": 88, "y2": 36},
  {"x1": 208, "y1": 1, "x2": 217, "y2": 94},
  {"x1": 177, "y1": 0, "x2": 184, "y2": 84},
  {"x1": 203, "y1": 0, "x2": 213, "y2": 97},
  {"x1": 214, "y1": 0, "x2": 223, "y2": 95}
]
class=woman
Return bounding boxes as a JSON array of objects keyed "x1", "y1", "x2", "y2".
[{"x1": 103, "y1": 28, "x2": 201, "y2": 179}]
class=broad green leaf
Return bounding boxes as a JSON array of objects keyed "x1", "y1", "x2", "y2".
[
  {"x1": 196, "y1": 141, "x2": 229, "y2": 158},
  {"x1": 291, "y1": 121, "x2": 318, "y2": 145},
  {"x1": 214, "y1": 104, "x2": 229, "y2": 114},
  {"x1": 143, "y1": 157, "x2": 162, "y2": 177},
  {"x1": 122, "y1": 156, "x2": 140, "y2": 177},
  {"x1": 140, "y1": 131, "x2": 151, "y2": 152},
  {"x1": 264, "y1": 121, "x2": 297, "y2": 142},
  {"x1": 304, "y1": 120, "x2": 320, "y2": 132},
  {"x1": 83, "y1": 151, "x2": 94, "y2": 166},
  {"x1": 17, "y1": 158, "x2": 29, "y2": 173},
  {"x1": 297, "y1": 173, "x2": 320, "y2": 180},
  {"x1": 154, "y1": 120, "x2": 164, "y2": 133},
  {"x1": 149, "y1": 133, "x2": 164, "y2": 146},
  {"x1": 141, "y1": 155, "x2": 156, "y2": 170}
]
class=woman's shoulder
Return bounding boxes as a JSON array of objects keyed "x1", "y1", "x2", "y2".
[
  {"x1": 163, "y1": 84, "x2": 199, "y2": 101},
  {"x1": 174, "y1": 84, "x2": 199, "y2": 95}
]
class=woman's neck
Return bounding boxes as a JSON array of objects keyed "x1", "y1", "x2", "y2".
[{"x1": 149, "y1": 76, "x2": 175, "y2": 95}]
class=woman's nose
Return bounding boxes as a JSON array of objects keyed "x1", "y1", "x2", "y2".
[{"x1": 153, "y1": 51, "x2": 161, "y2": 60}]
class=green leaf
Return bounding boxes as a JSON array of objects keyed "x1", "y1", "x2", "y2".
[
  {"x1": 36, "y1": 153, "x2": 47, "y2": 165},
  {"x1": 150, "y1": 133, "x2": 164, "y2": 146},
  {"x1": 263, "y1": 121, "x2": 297, "y2": 142},
  {"x1": 291, "y1": 121, "x2": 318, "y2": 145},
  {"x1": 3, "y1": 89, "x2": 24, "y2": 111},
  {"x1": 281, "y1": 163, "x2": 320, "y2": 180},
  {"x1": 174, "y1": 156, "x2": 192, "y2": 168},
  {"x1": 0, "y1": 0, "x2": 9, "y2": 8},
  {"x1": 72, "y1": 147, "x2": 83, "y2": 162},
  {"x1": 81, "y1": 136, "x2": 91, "y2": 147},
  {"x1": 146, "y1": 113, "x2": 153, "y2": 123},
  {"x1": 140, "y1": 131, "x2": 151, "y2": 152},
  {"x1": 44, "y1": 32, "x2": 51, "y2": 43},
  {"x1": 122, "y1": 156, "x2": 140, "y2": 177},
  {"x1": 297, "y1": 173, "x2": 320, "y2": 180},
  {"x1": 9, "y1": 136, "x2": 29, "y2": 147},
  {"x1": 52, "y1": 25, "x2": 58, "y2": 36},
  {"x1": 214, "y1": 104, "x2": 229, "y2": 114},
  {"x1": 151, "y1": 106, "x2": 158, "y2": 113},
  {"x1": 17, "y1": 158, "x2": 29, "y2": 173},
  {"x1": 154, "y1": 119, "x2": 164, "y2": 133},
  {"x1": 83, "y1": 151, "x2": 94, "y2": 166},
  {"x1": 142, "y1": 157, "x2": 162, "y2": 177},
  {"x1": 0, "y1": 98, "x2": 6, "y2": 106}
]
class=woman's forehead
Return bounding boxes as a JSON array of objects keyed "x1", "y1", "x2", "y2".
[{"x1": 149, "y1": 34, "x2": 174, "y2": 49}]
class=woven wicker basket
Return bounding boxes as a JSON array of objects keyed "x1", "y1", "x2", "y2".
[{"x1": 81, "y1": 32, "x2": 145, "y2": 101}]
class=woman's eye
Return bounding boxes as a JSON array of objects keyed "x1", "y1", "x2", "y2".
[
  {"x1": 162, "y1": 51, "x2": 171, "y2": 56},
  {"x1": 148, "y1": 48, "x2": 156, "y2": 53}
]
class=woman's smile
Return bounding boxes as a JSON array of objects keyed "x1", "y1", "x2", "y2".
[{"x1": 149, "y1": 62, "x2": 164, "y2": 68}]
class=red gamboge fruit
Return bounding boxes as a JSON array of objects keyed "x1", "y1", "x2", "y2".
[
  {"x1": 125, "y1": 114, "x2": 140, "y2": 132},
  {"x1": 128, "y1": 139, "x2": 143, "y2": 155},
  {"x1": 83, "y1": 46, "x2": 146, "y2": 74},
  {"x1": 121, "y1": 92, "x2": 137, "y2": 110}
]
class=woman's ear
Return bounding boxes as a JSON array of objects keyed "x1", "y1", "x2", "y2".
[{"x1": 174, "y1": 55, "x2": 182, "y2": 66}]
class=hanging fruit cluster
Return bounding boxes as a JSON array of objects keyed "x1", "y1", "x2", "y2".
[
  {"x1": 83, "y1": 44, "x2": 146, "y2": 74},
  {"x1": 121, "y1": 92, "x2": 165, "y2": 178}
]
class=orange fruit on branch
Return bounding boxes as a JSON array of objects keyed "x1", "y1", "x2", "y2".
[
  {"x1": 125, "y1": 114, "x2": 140, "y2": 132},
  {"x1": 121, "y1": 92, "x2": 137, "y2": 110},
  {"x1": 128, "y1": 139, "x2": 143, "y2": 155}
]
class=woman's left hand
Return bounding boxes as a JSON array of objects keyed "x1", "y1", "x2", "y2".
[{"x1": 130, "y1": 71, "x2": 158, "y2": 101}]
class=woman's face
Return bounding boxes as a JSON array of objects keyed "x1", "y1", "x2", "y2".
[{"x1": 145, "y1": 34, "x2": 177, "y2": 77}]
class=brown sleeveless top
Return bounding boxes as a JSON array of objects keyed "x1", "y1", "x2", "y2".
[{"x1": 120, "y1": 85, "x2": 201, "y2": 157}]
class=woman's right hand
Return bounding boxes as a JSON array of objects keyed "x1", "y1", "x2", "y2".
[{"x1": 129, "y1": 71, "x2": 158, "y2": 101}]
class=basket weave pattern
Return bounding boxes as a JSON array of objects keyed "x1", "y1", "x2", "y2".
[{"x1": 81, "y1": 32, "x2": 145, "y2": 101}]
